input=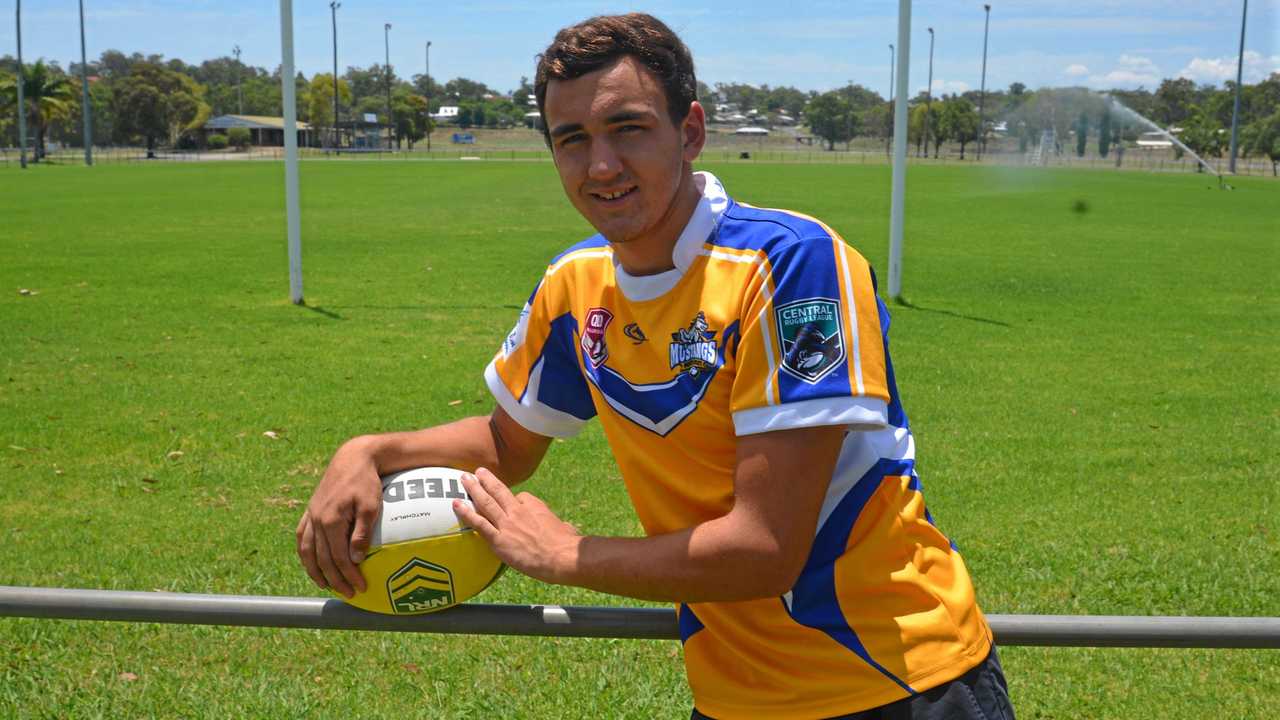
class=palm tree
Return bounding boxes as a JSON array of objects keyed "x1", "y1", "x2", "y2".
[{"x1": 0, "y1": 60, "x2": 76, "y2": 161}]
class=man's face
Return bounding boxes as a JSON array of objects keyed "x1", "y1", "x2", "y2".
[{"x1": 544, "y1": 56, "x2": 704, "y2": 245}]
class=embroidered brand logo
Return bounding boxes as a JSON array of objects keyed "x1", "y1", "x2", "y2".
[
  {"x1": 623, "y1": 323, "x2": 647, "y2": 344},
  {"x1": 668, "y1": 311, "x2": 719, "y2": 378},
  {"x1": 581, "y1": 307, "x2": 614, "y2": 368},
  {"x1": 775, "y1": 298, "x2": 846, "y2": 383}
]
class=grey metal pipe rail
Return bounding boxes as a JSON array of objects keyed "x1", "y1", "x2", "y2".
[{"x1": 2, "y1": 586, "x2": 1278, "y2": 649}]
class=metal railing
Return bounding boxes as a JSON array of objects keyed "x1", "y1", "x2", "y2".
[{"x1": 2, "y1": 586, "x2": 1278, "y2": 649}]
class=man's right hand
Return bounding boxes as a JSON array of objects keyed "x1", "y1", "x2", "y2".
[{"x1": 296, "y1": 437, "x2": 383, "y2": 598}]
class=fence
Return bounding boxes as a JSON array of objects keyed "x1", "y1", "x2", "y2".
[
  {"x1": 2, "y1": 144, "x2": 1275, "y2": 177},
  {"x1": 2, "y1": 586, "x2": 1279, "y2": 649}
]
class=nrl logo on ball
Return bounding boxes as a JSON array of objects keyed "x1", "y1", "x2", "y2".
[{"x1": 776, "y1": 298, "x2": 845, "y2": 383}]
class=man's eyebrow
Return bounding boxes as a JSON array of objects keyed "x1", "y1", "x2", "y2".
[
  {"x1": 549, "y1": 110, "x2": 655, "y2": 138},
  {"x1": 549, "y1": 122, "x2": 584, "y2": 139},
  {"x1": 605, "y1": 110, "x2": 653, "y2": 124}
]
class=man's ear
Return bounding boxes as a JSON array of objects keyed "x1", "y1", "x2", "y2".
[{"x1": 682, "y1": 101, "x2": 707, "y2": 162}]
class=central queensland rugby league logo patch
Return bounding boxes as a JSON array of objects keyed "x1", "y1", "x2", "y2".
[
  {"x1": 388, "y1": 557, "x2": 455, "y2": 614},
  {"x1": 775, "y1": 298, "x2": 846, "y2": 383},
  {"x1": 581, "y1": 307, "x2": 613, "y2": 368}
]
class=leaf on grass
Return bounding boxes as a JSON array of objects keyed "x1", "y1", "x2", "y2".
[
  {"x1": 402, "y1": 663, "x2": 420, "y2": 674},
  {"x1": 141, "y1": 477, "x2": 158, "y2": 484},
  {"x1": 8, "y1": 445, "x2": 27, "y2": 452},
  {"x1": 118, "y1": 671, "x2": 138, "y2": 682},
  {"x1": 141, "y1": 487, "x2": 154, "y2": 494},
  {"x1": 166, "y1": 450, "x2": 184, "y2": 460},
  {"x1": 448, "y1": 400, "x2": 463, "y2": 407},
  {"x1": 18, "y1": 288, "x2": 34, "y2": 296},
  {"x1": 263, "y1": 431, "x2": 281, "y2": 440}
]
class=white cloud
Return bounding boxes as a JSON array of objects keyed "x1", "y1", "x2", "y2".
[
  {"x1": 1087, "y1": 54, "x2": 1162, "y2": 88},
  {"x1": 1117, "y1": 54, "x2": 1159, "y2": 74},
  {"x1": 1065, "y1": 64, "x2": 1090, "y2": 77},
  {"x1": 1178, "y1": 51, "x2": 1280, "y2": 85},
  {"x1": 916, "y1": 79, "x2": 971, "y2": 95}
]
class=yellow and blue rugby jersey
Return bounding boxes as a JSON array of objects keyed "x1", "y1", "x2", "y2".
[{"x1": 486, "y1": 173, "x2": 992, "y2": 719}]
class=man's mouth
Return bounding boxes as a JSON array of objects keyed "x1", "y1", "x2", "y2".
[{"x1": 590, "y1": 186, "x2": 637, "y2": 203}]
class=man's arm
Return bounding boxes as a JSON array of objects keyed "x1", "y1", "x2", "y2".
[
  {"x1": 296, "y1": 407, "x2": 552, "y2": 598},
  {"x1": 456, "y1": 424, "x2": 846, "y2": 603}
]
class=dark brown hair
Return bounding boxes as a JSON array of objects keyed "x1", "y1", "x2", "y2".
[{"x1": 534, "y1": 13, "x2": 698, "y2": 146}]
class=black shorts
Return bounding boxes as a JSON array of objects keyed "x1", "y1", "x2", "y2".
[{"x1": 692, "y1": 646, "x2": 1014, "y2": 720}]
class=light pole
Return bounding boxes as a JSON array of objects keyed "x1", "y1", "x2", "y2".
[
  {"x1": 1228, "y1": 0, "x2": 1248, "y2": 174},
  {"x1": 329, "y1": 1, "x2": 340, "y2": 149},
  {"x1": 978, "y1": 4, "x2": 991, "y2": 160},
  {"x1": 233, "y1": 44, "x2": 243, "y2": 114},
  {"x1": 425, "y1": 40, "x2": 432, "y2": 152},
  {"x1": 15, "y1": 0, "x2": 27, "y2": 168},
  {"x1": 384, "y1": 23, "x2": 393, "y2": 149},
  {"x1": 889, "y1": 44, "x2": 895, "y2": 103},
  {"x1": 922, "y1": 27, "x2": 934, "y2": 158},
  {"x1": 887, "y1": 45, "x2": 895, "y2": 159},
  {"x1": 79, "y1": 0, "x2": 92, "y2": 166}
]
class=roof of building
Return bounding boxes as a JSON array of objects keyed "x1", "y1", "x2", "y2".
[{"x1": 203, "y1": 115, "x2": 312, "y2": 131}]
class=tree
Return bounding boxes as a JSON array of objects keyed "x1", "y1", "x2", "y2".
[
  {"x1": 391, "y1": 89, "x2": 429, "y2": 148},
  {"x1": 306, "y1": 73, "x2": 351, "y2": 139},
  {"x1": 0, "y1": 60, "x2": 76, "y2": 160},
  {"x1": 1075, "y1": 112, "x2": 1088, "y2": 157},
  {"x1": 512, "y1": 76, "x2": 534, "y2": 106},
  {"x1": 805, "y1": 91, "x2": 856, "y2": 150},
  {"x1": 1155, "y1": 78, "x2": 1197, "y2": 127},
  {"x1": 110, "y1": 62, "x2": 209, "y2": 156},
  {"x1": 1179, "y1": 106, "x2": 1225, "y2": 170},
  {"x1": 444, "y1": 77, "x2": 494, "y2": 101},
  {"x1": 1098, "y1": 110, "x2": 1112, "y2": 158},
  {"x1": 909, "y1": 103, "x2": 936, "y2": 156},
  {"x1": 1242, "y1": 109, "x2": 1280, "y2": 175},
  {"x1": 939, "y1": 97, "x2": 980, "y2": 159}
]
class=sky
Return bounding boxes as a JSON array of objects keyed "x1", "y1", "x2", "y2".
[{"x1": 2, "y1": 0, "x2": 1276, "y2": 98}]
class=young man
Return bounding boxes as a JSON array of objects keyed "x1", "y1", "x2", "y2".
[{"x1": 297, "y1": 13, "x2": 1012, "y2": 720}]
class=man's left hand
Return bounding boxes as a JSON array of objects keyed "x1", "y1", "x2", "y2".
[{"x1": 454, "y1": 468, "x2": 581, "y2": 585}]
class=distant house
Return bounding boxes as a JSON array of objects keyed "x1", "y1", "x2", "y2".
[
  {"x1": 524, "y1": 110, "x2": 544, "y2": 130},
  {"x1": 433, "y1": 106, "x2": 460, "y2": 122},
  {"x1": 735, "y1": 126, "x2": 770, "y2": 136},
  {"x1": 1136, "y1": 129, "x2": 1177, "y2": 149},
  {"x1": 201, "y1": 115, "x2": 311, "y2": 146}
]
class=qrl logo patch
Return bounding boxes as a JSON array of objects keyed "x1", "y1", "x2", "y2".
[
  {"x1": 581, "y1": 307, "x2": 613, "y2": 368},
  {"x1": 775, "y1": 298, "x2": 846, "y2": 383},
  {"x1": 387, "y1": 558, "x2": 455, "y2": 613}
]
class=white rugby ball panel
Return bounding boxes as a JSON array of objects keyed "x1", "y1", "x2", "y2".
[{"x1": 371, "y1": 466, "x2": 474, "y2": 547}]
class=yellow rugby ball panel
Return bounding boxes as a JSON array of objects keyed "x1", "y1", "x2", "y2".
[
  {"x1": 332, "y1": 467, "x2": 505, "y2": 615},
  {"x1": 343, "y1": 530, "x2": 505, "y2": 615}
]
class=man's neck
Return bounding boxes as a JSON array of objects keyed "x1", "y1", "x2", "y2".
[{"x1": 611, "y1": 172, "x2": 702, "y2": 277}]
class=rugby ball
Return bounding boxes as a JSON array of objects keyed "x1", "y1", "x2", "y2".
[{"x1": 337, "y1": 467, "x2": 504, "y2": 615}]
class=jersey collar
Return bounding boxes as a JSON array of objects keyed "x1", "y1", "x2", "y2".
[{"x1": 615, "y1": 171, "x2": 730, "y2": 302}]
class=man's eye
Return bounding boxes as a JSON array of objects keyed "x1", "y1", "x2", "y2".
[
  {"x1": 559, "y1": 134, "x2": 585, "y2": 147},
  {"x1": 617, "y1": 124, "x2": 642, "y2": 133}
]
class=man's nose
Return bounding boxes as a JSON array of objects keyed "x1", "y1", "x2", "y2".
[{"x1": 587, "y1": 138, "x2": 623, "y2": 180}]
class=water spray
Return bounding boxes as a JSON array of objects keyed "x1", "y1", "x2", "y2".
[{"x1": 1102, "y1": 95, "x2": 1232, "y2": 189}]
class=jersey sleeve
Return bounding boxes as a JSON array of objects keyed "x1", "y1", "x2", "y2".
[
  {"x1": 730, "y1": 233, "x2": 892, "y2": 436},
  {"x1": 485, "y1": 277, "x2": 597, "y2": 438}
]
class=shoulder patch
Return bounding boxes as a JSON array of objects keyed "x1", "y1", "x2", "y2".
[{"x1": 775, "y1": 298, "x2": 845, "y2": 383}]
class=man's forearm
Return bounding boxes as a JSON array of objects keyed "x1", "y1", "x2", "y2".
[
  {"x1": 356, "y1": 413, "x2": 545, "y2": 486},
  {"x1": 558, "y1": 512, "x2": 800, "y2": 603}
]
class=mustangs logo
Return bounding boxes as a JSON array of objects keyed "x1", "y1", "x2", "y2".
[
  {"x1": 669, "y1": 311, "x2": 719, "y2": 378},
  {"x1": 775, "y1": 298, "x2": 846, "y2": 383},
  {"x1": 581, "y1": 307, "x2": 613, "y2": 368}
]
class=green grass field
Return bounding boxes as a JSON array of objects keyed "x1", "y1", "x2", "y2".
[{"x1": 1, "y1": 159, "x2": 1276, "y2": 719}]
